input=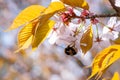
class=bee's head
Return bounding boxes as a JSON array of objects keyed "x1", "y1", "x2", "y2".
[{"x1": 64, "y1": 45, "x2": 77, "y2": 56}]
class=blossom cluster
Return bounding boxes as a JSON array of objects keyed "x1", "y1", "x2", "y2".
[{"x1": 48, "y1": 6, "x2": 120, "y2": 55}]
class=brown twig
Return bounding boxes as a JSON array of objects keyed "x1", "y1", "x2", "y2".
[
  {"x1": 109, "y1": 0, "x2": 120, "y2": 15},
  {"x1": 75, "y1": 13, "x2": 120, "y2": 19}
]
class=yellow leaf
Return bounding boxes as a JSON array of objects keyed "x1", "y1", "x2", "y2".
[
  {"x1": 15, "y1": 36, "x2": 33, "y2": 53},
  {"x1": 32, "y1": 2, "x2": 65, "y2": 50},
  {"x1": 80, "y1": 24, "x2": 93, "y2": 54},
  {"x1": 8, "y1": 1, "x2": 65, "y2": 52},
  {"x1": 0, "y1": 59, "x2": 4, "y2": 69},
  {"x1": 88, "y1": 45, "x2": 120, "y2": 79},
  {"x1": 101, "y1": 49, "x2": 117, "y2": 70},
  {"x1": 6, "y1": 5, "x2": 45, "y2": 31},
  {"x1": 60, "y1": 0, "x2": 89, "y2": 10},
  {"x1": 18, "y1": 23, "x2": 34, "y2": 48},
  {"x1": 112, "y1": 72, "x2": 120, "y2": 80},
  {"x1": 44, "y1": 1, "x2": 65, "y2": 14},
  {"x1": 16, "y1": 18, "x2": 41, "y2": 52},
  {"x1": 102, "y1": 78, "x2": 106, "y2": 80},
  {"x1": 32, "y1": 20, "x2": 55, "y2": 50}
]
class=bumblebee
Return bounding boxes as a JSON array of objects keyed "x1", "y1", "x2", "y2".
[{"x1": 64, "y1": 45, "x2": 77, "y2": 56}]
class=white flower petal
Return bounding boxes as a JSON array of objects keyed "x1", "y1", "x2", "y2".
[
  {"x1": 48, "y1": 32, "x2": 59, "y2": 44},
  {"x1": 115, "y1": 0, "x2": 120, "y2": 7},
  {"x1": 113, "y1": 31, "x2": 119, "y2": 39},
  {"x1": 114, "y1": 21, "x2": 120, "y2": 31},
  {"x1": 103, "y1": 26, "x2": 110, "y2": 34},
  {"x1": 51, "y1": 0, "x2": 60, "y2": 2},
  {"x1": 107, "y1": 17, "x2": 117, "y2": 27}
]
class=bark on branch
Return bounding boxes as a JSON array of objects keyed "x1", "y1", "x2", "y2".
[
  {"x1": 109, "y1": 0, "x2": 120, "y2": 15},
  {"x1": 75, "y1": 13, "x2": 120, "y2": 19}
]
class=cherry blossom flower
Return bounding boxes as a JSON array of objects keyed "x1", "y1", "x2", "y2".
[
  {"x1": 90, "y1": 17, "x2": 120, "y2": 54},
  {"x1": 48, "y1": 10, "x2": 85, "y2": 53},
  {"x1": 115, "y1": 0, "x2": 120, "y2": 7},
  {"x1": 103, "y1": 17, "x2": 120, "y2": 40},
  {"x1": 47, "y1": 4, "x2": 119, "y2": 55},
  {"x1": 91, "y1": 35, "x2": 111, "y2": 54}
]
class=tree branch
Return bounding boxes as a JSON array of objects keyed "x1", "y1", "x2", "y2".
[
  {"x1": 109, "y1": 0, "x2": 120, "y2": 15},
  {"x1": 75, "y1": 13, "x2": 120, "y2": 19}
]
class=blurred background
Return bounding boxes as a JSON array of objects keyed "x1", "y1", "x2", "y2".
[{"x1": 0, "y1": 0, "x2": 120, "y2": 80}]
